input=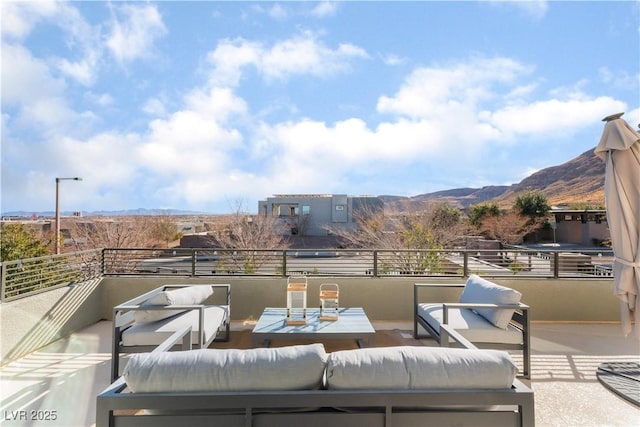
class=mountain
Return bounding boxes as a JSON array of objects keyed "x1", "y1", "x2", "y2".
[
  {"x1": 381, "y1": 147, "x2": 605, "y2": 210},
  {"x1": 495, "y1": 148, "x2": 605, "y2": 207}
]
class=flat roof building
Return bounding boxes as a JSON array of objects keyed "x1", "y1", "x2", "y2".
[{"x1": 258, "y1": 194, "x2": 384, "y2": 236}]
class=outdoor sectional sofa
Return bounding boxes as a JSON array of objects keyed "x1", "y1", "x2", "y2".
[
  {"x1": 111, "y1": 284, "x2": 231, "y2": 381},
  {"x1": 97, "y1": 323, "x2": 535, "y2": 427}
]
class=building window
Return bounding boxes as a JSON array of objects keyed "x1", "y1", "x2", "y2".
[{"x1": 302, "y1": 205, "x2": 310, "y2": 215}]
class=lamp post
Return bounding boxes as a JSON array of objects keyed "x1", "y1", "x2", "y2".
[{"x1": 55, "y1": 177, "x2": 82, "y2": 254}]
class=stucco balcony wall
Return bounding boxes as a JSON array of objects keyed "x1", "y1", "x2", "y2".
[
  {"x1": 98, "y1": 276, "x2": 621, "y2": 322},
  {"x1": 1, "y1": 275, "x2": 621, "y2": 365}
]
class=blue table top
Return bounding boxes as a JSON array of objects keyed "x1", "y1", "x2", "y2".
[{"x1": 253, "y1": 307, "x2": 375, "y2": 334}]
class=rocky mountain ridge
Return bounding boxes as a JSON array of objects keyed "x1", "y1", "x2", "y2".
[{"x1": 382, "y1": 147, "x2": 605, "y2": 210}]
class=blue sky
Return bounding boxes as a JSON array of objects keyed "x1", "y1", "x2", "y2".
[{"x1": 2, "y1": 1, "x2": 639, "y2": 214}]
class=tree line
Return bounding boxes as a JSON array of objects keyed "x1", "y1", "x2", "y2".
[{"x1": 1, "y1": 192, "x2": 552, "y2": 262}]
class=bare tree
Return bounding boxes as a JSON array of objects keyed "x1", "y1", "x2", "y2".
[
  {"x1": 69, "y1": 216, "x2": 175, "y2": 250},
  {"x1": 149, "y1": 214, "x2": 183, "y2": 247},
  {"x1": 330, "y1": 201, "x2": 469, "y2": 250},
  {"x1": 68, "y1": 216, "x2": 179, "y2": 272},
  {"x1": 327, "y1": 204, "x2": 400, "y2": 249},
  {"x1": 209, "y1": 204, "x2": 290, "y2": 274},
  {"x1": 477, "y1": 210, "x2": 544, "y2": 245},
  {"x1": 327, "y1": 201, "x2": 470, "y2": 275}
]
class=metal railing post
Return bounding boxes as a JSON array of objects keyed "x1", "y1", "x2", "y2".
[
  {"x1": 1, "y1": 263, "x2": 6, "y2": 302},
  {"x1": 191, "y1": 249, "x2": 197, "y2": 276},
  {"x1": 373, "y1": 250, "x2": 378, "y2": 277},
  {"x1": 281, "y1": 250, "x2": 287, "y2": 277},
  {"x1": 101, "y1": 248, "x2": 106, "y2": 276},
  {"x1": 463, "y1": 251, "x2": 469, "y2": 277},
  {"x1": 553, "y1": 252, "x2": 559, "y2": 278}
]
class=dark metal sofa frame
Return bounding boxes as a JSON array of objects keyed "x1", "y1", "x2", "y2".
[
  {"x1": 111, "y1": 284, "x2": 230, "y2": 381},
  {"x1": 97, "y1": 323, "x2": 535, "y2": 427},
  {"x1": 413, "y1": 282, "x2": 531, "y2": 380}
]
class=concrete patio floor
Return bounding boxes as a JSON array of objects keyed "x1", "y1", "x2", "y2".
[{"x1": 1, "y1": 321, "x2": 638, "y2": 427}]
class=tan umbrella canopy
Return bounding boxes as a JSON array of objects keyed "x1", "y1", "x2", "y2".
[{"x1": 594, "y1": 112, "x2": 640, "y2": 339}]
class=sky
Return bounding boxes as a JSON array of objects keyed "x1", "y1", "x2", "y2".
[{"x1": 1, "y1": 0, "x2": 639, "y2": 214}]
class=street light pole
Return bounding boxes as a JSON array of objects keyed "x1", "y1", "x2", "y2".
[{"x1": 55, "y1": 177, "x2": 82, "y2": 254}]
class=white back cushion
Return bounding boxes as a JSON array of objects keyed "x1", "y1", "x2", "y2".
[
  {"x1": 459, "y1": 275, "x2": 521, "y2": 329},
  {"x1": 325, "y1": 346, "x2": 517, "y2": 390},
  {"x1": 124, "y1": 344, "x2": 327, "y2": 392},
  {"x1": 134, "y1": 285, "x2": 213, "y2": 323}
]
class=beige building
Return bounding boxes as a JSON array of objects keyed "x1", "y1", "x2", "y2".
[{"x1": 550, "y1": 208, "x2": 609, "y2": 246}]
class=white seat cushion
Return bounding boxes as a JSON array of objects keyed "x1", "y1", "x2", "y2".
[
  {"x1": 325, "y1": 346, "x2": 517, "y2": 390},
  {"x1": 418, "y1": 303, "x2": 522, "y2": 345},
  {"x1": 122, "y1": 305, "x2": 228, "y2": 347},
  {"x1": 459, "y1": 275, "x2": 522, "y2": 329},
  {"x1": 124, "y1": 344, "x2": 327, "y2": 393}
]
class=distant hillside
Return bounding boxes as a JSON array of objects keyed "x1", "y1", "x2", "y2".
[
  {"x1": 382, "y1": 147, "x2": 605, "y2": 210},
  {"x1": 2, "y1": 208, "x2": 206, "y2": 218},
  {"x1": 496, "y1": 148, "x2": 605, "y2": 207}
]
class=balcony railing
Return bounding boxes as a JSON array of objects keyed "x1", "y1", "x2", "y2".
[
  {"x1": 0, "y1": 249, "x2": 102, "y2": 302},
  {"x1": 0, "y1": 247, "x2": 614, "y2": 302}
]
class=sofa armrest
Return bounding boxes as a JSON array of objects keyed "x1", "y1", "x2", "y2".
[
  {"x1": 439, "y1": 324, "x2": 478, "y2": 350},
  {"x1": 413, "y1": 283, "x2": 465, "y2": 338},
  {"x1": 440, "y1": 302, "x2": 529, "y2": 330},
  {"x1": 441, "y1": 302, "x2": 529, "y2": 325},
  {"x1": 210, "y1": 284, "x2": 231, "y2": 307}
]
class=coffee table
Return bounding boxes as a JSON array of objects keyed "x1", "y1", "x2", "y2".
[{"x1": 251, "y1": 307, "x2": 376, "y2": 348}]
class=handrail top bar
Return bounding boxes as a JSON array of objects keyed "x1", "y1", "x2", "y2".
[{"x1": 3, "y1": 247, "x2": 614, "y2": 302}]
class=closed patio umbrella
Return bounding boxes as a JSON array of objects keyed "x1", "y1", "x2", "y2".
[{"x1": 594, "y1": 112, "x2": 640, "y2": 339}]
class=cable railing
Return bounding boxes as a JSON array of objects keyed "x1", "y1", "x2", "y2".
[
  {"x1": 0, "y1": 249, "x2": 102, "y2": 302},
  {"x1": 1, "y1": 247, "x2": 614, "y2": 302}
]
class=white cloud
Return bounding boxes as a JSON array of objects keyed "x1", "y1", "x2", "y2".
[
  {"x1": 310, "y1": 2, "x2": 338, "y2": 18},
  {"x1": 58, "y1": 133, "x2": 141, "y2": 187},
  {"x1": 53, "y1": 3, "x2": 102, "y2": 86},
  {"x1": 0, "y1": 0, "x2": 59, "y2": 39},
  {"x1": 130, "y1": 86, "x2": 248, "y2": 207},
  {"x1": 268, "y1": 3, "x2": 289, "y2": 20},
  {"x1": 514, "y1": 0, "x2": 548, "y2": 19},
  {"x1": 483, "y1": 97, "x2": 626, "y2": 136},
  {"x1": 381, "y1": 53, "x2": 407, "y2": 66},
  {"x1": 487, "y1": 0, "x2": 548, "y2": 20},
  {"x1": 2, "y1": 1, "x2": 102, "y2": 86},
  {"x1": 106, "y1": 3, "x2": 167, "y2": 65},
  {"x1": 377, "y1": 57, "x2": 530, "y2": 119},
  {"x1": 142, "y1": 97, "x2": 168, "y2": 117},
  {"x1": 0, "y1": 42, "x2": 93, "y2": 134},
  {"x1": 374, "y1": 56, "x2": 629, "y2": 147},
  {"x1": 599, "y1": 66, "x2": 639, "y2": 90},
  {"x1": 207, "y1": 38, "x2": 261, "y2": 86},
  {"x1": 84, "y1": 91, "x2": 114, "y2": 107},
  {"x1": 253, "y1": 116, "x2": 466, "y2": 194},
  {"x1": 207, "y1": 32, "x2": 368, "y2": 86},
  {"x1": 56, "y1": 52, "x2": 100, "y2": 86},
  {"x1": 505, "y1": 83, "x2": 538, "y2": 99},
  {"x1": 1, "y1": 43, "x2": 66, "y2": 106}
]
